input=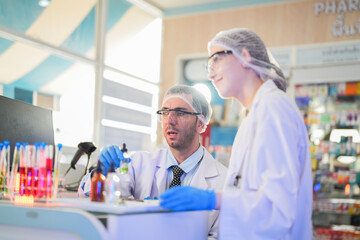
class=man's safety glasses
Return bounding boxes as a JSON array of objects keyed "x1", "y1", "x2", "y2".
[{"x1": 156, "y1": 109, "x2": 200, "y2": 122}]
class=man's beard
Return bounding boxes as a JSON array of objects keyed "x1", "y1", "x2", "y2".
[{"x1": 167, "y1": 119, "x2": 197, "y2": 150}]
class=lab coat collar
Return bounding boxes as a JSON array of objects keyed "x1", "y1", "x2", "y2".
[
  {"x1": 154, "y1": 150, "x2": 168, "y2": 195},
  {"x1": 246, "y1": 80, "x2": 278, "y2": 114},
  {"x1": 190, "y1": 150, "x2": 221, "y2": 189},
  {"x1": 152, "y1": 147, "x2": 219, "y2": 191},
  {"x1": 165, "y1": 145, "x2": 203, "y2": 173}
]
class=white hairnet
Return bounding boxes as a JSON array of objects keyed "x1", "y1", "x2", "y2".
[
  {"x1": 162, "y1": 85, "x2": 212, "y2": 133},
  {"x1": 208, "y1": 28, "x2": 286, "y2": 91}
]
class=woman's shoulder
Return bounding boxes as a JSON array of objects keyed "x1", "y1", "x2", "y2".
[
  {"x1": 257, "y1": 87, "x2": 293, "y2": 108},
  {"x1": 254, "y1": 89, "x2": 301, "y2": 122}
]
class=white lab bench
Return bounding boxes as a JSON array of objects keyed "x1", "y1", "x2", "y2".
[{"x1": 0, "y1": 198, "x2": 208, "y2": 240}]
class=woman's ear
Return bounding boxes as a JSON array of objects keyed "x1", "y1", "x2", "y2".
[{"x1": 241, "y1": 49, "x2": 251, "y2": 68}]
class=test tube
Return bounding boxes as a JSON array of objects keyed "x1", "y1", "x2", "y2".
[
  {"x1": 45, "y1": 145, "x2": 53, "y2": 199},
  {"x1": 2, "y1": 141, "x2": 10, "y2": 197},
  {"x1": 19, "y1": 144, "x2": 26, "y2": 196},
  {"x1": 37, "y1": 143, "x2": 46, "y2": 198},
  {"x1": 9, "y1": 143, "x2": 21, "y2": 198},
  {"x1": 0, "y1": 143, "x2": 4, "y2": 197},
  {"x1": 24, "y1": 144, "x2": 34, "y2": 196},
  {"x1": 0, "y1": 141, "x2": 10, "y2": 197},
  {"x1": 28, "y1": 144, "x2": 38, "y2": 197},
  {"x1": 52, "y1": 144, "x2": 62, "y2": 199}
]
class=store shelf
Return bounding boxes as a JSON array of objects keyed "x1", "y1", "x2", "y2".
[
  {"x1": 314, "y1": 225, "x2": 360, "y2": 239},
  {"x1": 296, "y1": 81, "x2": 360, "y2": 239}
]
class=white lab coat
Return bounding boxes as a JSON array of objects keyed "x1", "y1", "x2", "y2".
[
  {"x1": 219, "y1": 80, "x2": 313, "y2": 240},
  {"x1": 79, "y1": 147, "x2": 228, "y2": 240}
]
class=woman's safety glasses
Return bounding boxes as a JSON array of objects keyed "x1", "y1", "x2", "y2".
[{"x1": 206, "y1": 50, "x2": 233, "y2": 73}]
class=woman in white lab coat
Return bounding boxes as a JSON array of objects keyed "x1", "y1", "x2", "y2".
[{"x1": 160, "y1": 28, "x2": 313, "y2": 240}]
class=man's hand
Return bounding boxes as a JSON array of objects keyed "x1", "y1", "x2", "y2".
[{"x1": 98, "y1": 145, "x2": 124, "y2": 175}]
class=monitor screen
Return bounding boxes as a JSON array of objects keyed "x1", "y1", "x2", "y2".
[{"x1": 0, "y1": 95, "x2": 55, "y2": 166}]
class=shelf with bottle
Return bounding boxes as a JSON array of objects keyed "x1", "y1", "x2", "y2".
[
  {"x1": 310, "y1": 138, "x2": 359, "y2": 159},
  {"x1": 295, "y1": 83, "x2": 360, "y2": 139},
  {"x1": 313, "y1": 217, "x2": 357, "y2": 230},
  {"x1": 313, "y1": 198, "x2": 360, "y2": 215},
  {"x1": 304, "y1": 110, "x2": 360, "y2": 168},
  {"x1": 305, "y1": 109, "x2": 360, "y2": 128},
  {"x1": 295, "y1": 82, "x2": 360, "y2": 101},
  {"x1": 310, "y1": 139, "x2": 360, "y2": 175},
  {"x1": 312, "y1": 199, "x2": 360, "y2": 235},
  {"x1": 314, "y1": 225, "x2": 360, "y2": 239},
  {"x1": 296, "y1": 82, "x2": 360, "y2": 238},
  {"x1": 313, "y1": 165, "x2": 360, "y2": 199}
]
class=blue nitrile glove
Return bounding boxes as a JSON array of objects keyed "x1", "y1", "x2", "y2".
[
  {"x1": 160, "y1": 186, "x2": 216, "y2": 211},
  {"x1": 98, "y1": 145, "x2": 124, "y2": 175}
]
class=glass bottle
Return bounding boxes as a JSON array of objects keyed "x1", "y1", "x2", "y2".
[
  {"x1": 120, "y1": 143, "x2": 130, "y2": 175},
  {"x1": 105, "y1": 162, "x2": 121, "y2": 204},
  {"x1": 91, "y1": 161, "x2": 105, "y2": 202}
]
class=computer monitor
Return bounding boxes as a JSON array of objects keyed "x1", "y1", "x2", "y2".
[{"x1": 0, "y1": 95, "x2": 55, "y2": 166}]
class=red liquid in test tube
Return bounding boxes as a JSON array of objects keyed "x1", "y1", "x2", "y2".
[
  {"x1": 38, "y1": 167, "x2": 45, "y2": 198},
  {"x1": 19, "y1": 167, "x2": 26, "y2": 196},
  {"x1": 25, "y1": 167, "x2": 33, "y2": 196},
  {"x1": 45, "y1": 157, "x2": 53, "y2": 198},
  {"x1": 37, "y1": 144, "x2": 46, "y2": 198},
  {"x1": 32, "y1": 167, "x2": 38, "y2": 197},
  {"x1": 44, "y1": 145, "x2": 53, "y2": 199}
]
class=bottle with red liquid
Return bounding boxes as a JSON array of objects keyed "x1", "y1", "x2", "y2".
[{"x1": 91, "y1": 161, "x2": 105, "y2": 202}]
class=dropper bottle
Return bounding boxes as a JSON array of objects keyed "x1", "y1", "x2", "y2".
[
  {"x1": 120, "y1": 143, "x2": 130, "y2": 175},
  {"x1": 105, "y1": 162, "x2": 121, "y2": 204},
  {"x1": 91, "y1": 161, "x2": 105, "y2": 202}
]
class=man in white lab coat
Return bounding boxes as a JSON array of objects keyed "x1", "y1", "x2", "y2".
[{"x1": 78, "y1": 85, "x2": 228, "y2": 240}]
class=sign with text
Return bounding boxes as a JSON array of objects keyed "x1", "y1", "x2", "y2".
[
  {"x1": 314, "y1": 0, "x2": 360, "y2": 37},
  {"x1": 297, "y1": 42, "x2": 360, "y2": 65}
]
